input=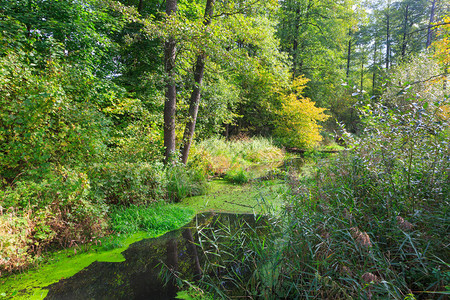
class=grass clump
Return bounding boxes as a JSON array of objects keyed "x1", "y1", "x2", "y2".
[
  {"x1": 166, "y1": 163, "x2": 208, "y2": 202},
  {"x1": 109, "y1": 203, "x2": 195, "y2": 234},
  {"x1": 224, "y1": 167, "x2": 250, "y2": 184}
]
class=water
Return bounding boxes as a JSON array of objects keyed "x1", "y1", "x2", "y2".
[{"x1": 44, "y1": 213, "x2": 268, "y2": 300}]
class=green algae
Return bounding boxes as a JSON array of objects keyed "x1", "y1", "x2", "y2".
[
  {"x1": 180, "y1": 179, "x2": 287, "y2": 214},
  {"x1": 0, "y1": 208, "x2": 196, "y2": 300}
]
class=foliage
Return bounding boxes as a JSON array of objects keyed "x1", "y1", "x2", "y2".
[
  {"x1": 189, "y1": 53, "x2": 450, "y2": 299},
  {"x1": 0, "y1": 53, "x2": 111, "y2": 182},
  {"x1": 0, "y1": 0, "x2": 125, "y2": 74},
  {"x1": 88, "y1": 162, "x2": 167, "y2": 205},
  {"x1": 274, "y1": 76, "x2": 330, "y2": 149},
  {"x1": 276, "y1": 0, "x2": 357, "y2": 109},
  {"x1": 432, "y1": 15, "x2": 450, "y2": 66},
  {"x1": 224, "y1": 167, "x2": 250, "y2": 184},
  {"x1": 0, "y1": 167, "x2": 108, "y2": 274}
]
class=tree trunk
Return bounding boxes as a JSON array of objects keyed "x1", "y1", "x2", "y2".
[
  {"x1": 180, "y1": 0, "x2": 215, "y2": 164},
  {"x1": 164, "y1": 0, "x2": 178, "y2": 164},
  {"x1": 292, "y1": 7, "x2": 301, "y2": 79},
  {"x1": 426, "y1": 0, "x2": 437, "y2": 48},
  {"x1": 346, "y1": 28, "x2": 352, "y2": 79},
  {"x1": 385, "y1": 3, "x2": 390, "y2": 70},
  {"x1": 360, "y1": 57, "x2": 364, "y2": 95},
  {"x1": 401, "y1": 4, "x2": 409, "y2": 59},
  {"x1": 137, "y1": 0, "x2": 144, "y2": 13},
  {"x1": 372, "y1": 31, "x2": 378, "y2": 95}
]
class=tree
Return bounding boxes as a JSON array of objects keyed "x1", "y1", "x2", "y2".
[
  {"x1": 180, "y1": 0, "x2": 216, "y2": 164},
  {"x1": 426, "y1": 0, "x2": 437, "y2": 48},
  {"x1": 274, "y1": 76, "x2": 330, "y2": 149},
  {"x1": 163, "y1": 0, "x2": 178, "y2": 163}
]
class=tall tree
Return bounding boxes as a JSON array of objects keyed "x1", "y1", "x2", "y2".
[
  {"x1": 426, "y1": 0, "x2": 437, "y2": 48},
  {"x1": 385, "y1": 0, "x2": 391, "y2": 70},
  {"x1": 163, "y1": 0, "x2": 178, "y2": 163},
  {"x1": 400, "y1": 2, "x2": 409, "y2": 58},
  {"x1": 346, "y1": 27, "x2": 353, "y2": 79},
  {"x1": 180, "y1": 0, "x2": 216, "y2": 164}
]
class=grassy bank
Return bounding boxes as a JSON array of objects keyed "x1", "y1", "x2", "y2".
[{"x1": 180, "y1": 179, "x2": 288, "y2": 215}]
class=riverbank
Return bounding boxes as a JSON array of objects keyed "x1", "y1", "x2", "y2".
[{"x1": 0, "y1": 173, "x2": 291, "y2": 299}]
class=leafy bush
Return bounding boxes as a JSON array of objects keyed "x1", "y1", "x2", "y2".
[
  {"x1": 274, "y1": 76, "x2": 330, "y2": 149},
  {"x1": 0, "y1": 52, "x2": 111, "y2": 183},
  {"x1": 0, "y1": 167, "x2": 108, "y2": 274},
  {"x1": 224, "y1": 167, "x2": 250, "y2": 184},
  {"x1": 88, "y1": 162, "x2": 167, "y2": 205}
]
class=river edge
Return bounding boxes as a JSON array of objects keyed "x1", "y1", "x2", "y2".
[{"x1": 0, "y1": 177, "x2": 289, "y2": 299}]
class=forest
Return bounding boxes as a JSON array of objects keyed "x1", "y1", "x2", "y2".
[{"x1": 0, "y1": 0, "x2": 449, "y2": 298}]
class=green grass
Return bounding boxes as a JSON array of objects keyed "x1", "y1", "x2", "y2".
[
  {"x1": 224, "y1": 167, "x2": 250, "y2": 184},
  {"x1": 190, "y1": 136, "x2": 285, "y2": 175},
  {"x1": 110, "y1": 203, "x2": 195, "y2": 234}
]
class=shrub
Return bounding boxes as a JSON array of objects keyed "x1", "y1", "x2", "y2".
[
  {"x1": 88, "y1": 162, "x2": 167, "y2": 205},
  {"x1": 274, "y1": 76, "x2": 330, "y2": 149},
  {"x1": 0, "y1": 167, "x2": 108, "y2": 274},
  {"x1": 0, "y1": 52, "x2": 111, "y2": 183}
]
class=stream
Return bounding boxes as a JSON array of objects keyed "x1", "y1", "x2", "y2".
[
  {"x1": 44, "y1": 213, "x2": 269, "y2": 299},
  {"x1": 1, "y1": 158, "x2": 306, "y2": 299}
]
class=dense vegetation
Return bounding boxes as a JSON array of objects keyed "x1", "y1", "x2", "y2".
[{"x1": 0, "y1": 0, "x2": 449, "y2": 298}]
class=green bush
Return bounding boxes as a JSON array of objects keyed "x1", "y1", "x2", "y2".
[
  {"x1": 0, "y1": 52, "x2": 111, "y2": 183},
  {"x1": 0, "y1": 167, "x2": 108, "y2": 273},
  {"x1": 88, "y1": 162, "x2": 167, "y2": 205}
]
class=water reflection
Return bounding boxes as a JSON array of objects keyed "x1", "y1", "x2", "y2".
[{"x1": 45, "y1": 213, "x2": 266, "y2": 300}]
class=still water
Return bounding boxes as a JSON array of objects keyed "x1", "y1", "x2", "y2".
[{"x1": 45, "y1": 213, "x2": 268, "y2": 299}]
